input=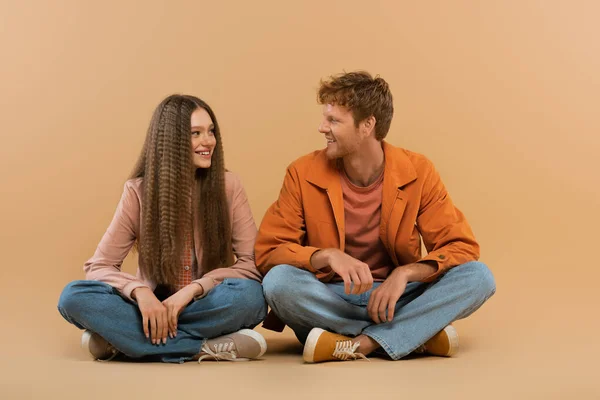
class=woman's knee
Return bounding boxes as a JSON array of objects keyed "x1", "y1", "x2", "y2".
[
  {"x1": 220, "y1": 279, "x2": 267, "y2": 321},
  {"x1": 57, "y1": 280, "x2": 112, "y2": 314}
]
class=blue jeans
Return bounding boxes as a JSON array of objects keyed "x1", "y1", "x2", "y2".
[
  {"x1": 58, "y1": 278, "x2": 267, "y2": 363},
  {"x1": 262, "y1": 261, "x2": 495, "y2": 360}
]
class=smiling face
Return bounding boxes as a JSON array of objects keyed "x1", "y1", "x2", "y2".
[
  {"x1": 190, "y1": 107, "x2": 217, "y2": 169},
  {"x1": 318, "y1": 103, "x2": 366, "y2": 160}
]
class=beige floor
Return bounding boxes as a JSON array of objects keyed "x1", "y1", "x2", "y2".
[{"x1": 1, "y1": 277, "x2": 597, "y2": 400}]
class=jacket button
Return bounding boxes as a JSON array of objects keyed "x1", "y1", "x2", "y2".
[
  {"x1": 438, "y1": 255, "x2": 445, "y2": 260},
  {"x1": 184, "y1": 265, "x2": 190, "y2": 271}
]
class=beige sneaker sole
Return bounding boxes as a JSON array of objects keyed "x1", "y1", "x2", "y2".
[
  {"x1": 237, "y1": 329, "x2": 268, "y2": 359},
  {"x1": 441, "y1": 325, "x2": 459, "y2": 356},
  {"x1": 303, "y1": 328, "x2": 326, "y2": 363},
  {"x1": 81, "y1": 330, "x2": 95, "y2": 359}
]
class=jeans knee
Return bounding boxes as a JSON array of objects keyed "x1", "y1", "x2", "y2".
[
  {"x1": 262, "y1": 264, "x2": 300, "y2": 304},
  {"x1": 461, "y1": 261, "x2": 496, "y2": 300},
  {"x1": 242, "y1": 281, "x2": 268, "y2": 320},
  {"x1": 58, "y1": 280, "x2": 86, "y2": 314},
  {"x1": 57, "y1": 280, "x2": 111, "y2": 315},
  {"x1": 224, "y1": 279, "x2": 267, "y2": 323}
]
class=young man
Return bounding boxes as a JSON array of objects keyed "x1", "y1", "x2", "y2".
[{"x1": 255, "y1": 71, "x2": 495, "y2": 363}]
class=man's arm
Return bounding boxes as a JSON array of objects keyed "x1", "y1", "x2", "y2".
[
  {"x1": 255, "y1": 165, "x2": 321, "y2": 275},
  {"x1": 416, "y1": 160, "x2": 480, "y2": 282},
  {"x1": 394, "y1": 261, "x2": 438, "y2": 282}
]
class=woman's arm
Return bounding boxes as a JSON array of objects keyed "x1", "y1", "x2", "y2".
[{"x1": 84, "y1": 180, "x2": 149, "y2": 301}]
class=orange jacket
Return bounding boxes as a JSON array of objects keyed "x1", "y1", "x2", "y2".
[{"x1": 256, "y1": 141, "x2": 480, "y2": 284}]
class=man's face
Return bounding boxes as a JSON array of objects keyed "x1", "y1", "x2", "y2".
[{"x1": 318, "y1": 104, "x2": 364, "y2": 160}]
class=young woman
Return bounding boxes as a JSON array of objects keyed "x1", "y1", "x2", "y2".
[{"x1": 58, "y1": 95, "x2": 267, "y2": 363}]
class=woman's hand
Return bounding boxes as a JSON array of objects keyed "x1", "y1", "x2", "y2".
[
  {"x1": 162, "y1": 283, "x2": 203, "y2": 338},
  {"x1": 132, "y1": 287, "x2": 168, "y2": 345}
]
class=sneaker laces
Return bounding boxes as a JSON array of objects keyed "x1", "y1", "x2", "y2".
[
  {"x1": 332, "y1": 340, "x2": 369, "y2": 361},
  {"x1": 198, "y1": 340, "x2": 238, "y2": 362}
]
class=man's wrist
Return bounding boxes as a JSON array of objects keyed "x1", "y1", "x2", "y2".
[
  {"x1": 392, "y1": 262, "x2": 437, "y2": 282},
  {"x1": 310, "y1": 248, "x2": 335, "y2": 270},
  {"x1": 391, "y1": 266, "x2": 411, "y2": 281}
]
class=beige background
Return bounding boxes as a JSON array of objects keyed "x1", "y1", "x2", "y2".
[{"x1": 1, "y1": 1, "x2": 598, "y2": 399}]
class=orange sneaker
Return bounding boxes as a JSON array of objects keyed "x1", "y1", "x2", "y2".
[
  {"x1": 416, "y1": 325, "x2": 459, "y2": 357},
  {"x1": 303, "y1": 328, "x2": 369, "y2": 363}
]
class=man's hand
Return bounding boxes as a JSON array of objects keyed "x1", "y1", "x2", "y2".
[
  {"x1": 311, "y1": 249, "x2": 373, "y2": 294},
  {"x1": 367, "y1": 262, "x2": 437, "y2": 324},
  {"x1": 162, "y1": 283, "x2": 203, "y2": 338},
  {"x1": 367, "y1": 268, "x2": 408, "y2": 324}
]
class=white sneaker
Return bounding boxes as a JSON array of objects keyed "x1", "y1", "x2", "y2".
[
  {"x1": 81, "y1": 330, "x2": 119, "y2": 361},
  {"x1": 197, "y1": 329, "x2": 267, "y2": 362}
]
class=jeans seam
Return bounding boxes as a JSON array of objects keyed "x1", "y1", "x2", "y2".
[{"x1": 460, "y1": 287, "x2": 496, "y2": 319}]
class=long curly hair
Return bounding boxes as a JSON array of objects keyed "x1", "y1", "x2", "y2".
[{"x1": 130, "y1": 95, "x2": 233, "y2": 288}]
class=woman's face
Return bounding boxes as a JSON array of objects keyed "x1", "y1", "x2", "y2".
[{"x1": 190, "y1": 107, "x2": 217, "y2": 169}]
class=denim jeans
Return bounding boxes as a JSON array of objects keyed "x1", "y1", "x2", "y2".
[
  {"x1": 262, "y1": 261, "x2": 495, "y2": 360},
  {"x1": 58, "y1": 278, "x2": 267, "y2": 363}
]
